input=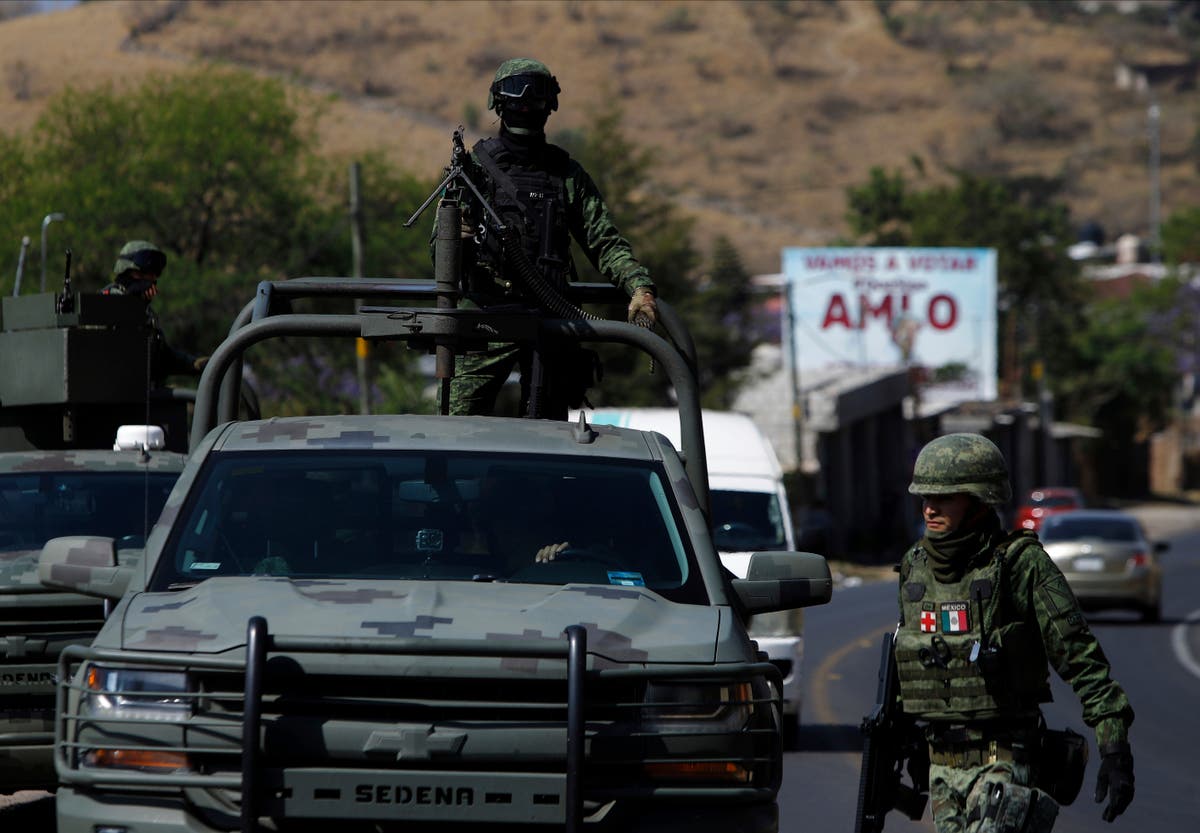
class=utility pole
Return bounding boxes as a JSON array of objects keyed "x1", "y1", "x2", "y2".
[
  {"x1": 783, "y1": 278, "x2": 808, "y2": 503},
  {"x1": 1147, "y1": 101, "x2": 1162, "y2": 262},
  {"x1": 40, "y1": 212, "x2": 65, "y2": 292},
  {"x1": 12, "y1": 236, "x2": 30, "y2": 296},
  {"x1": 349, "y1": 162, "x2": 371, "y2": 414}
]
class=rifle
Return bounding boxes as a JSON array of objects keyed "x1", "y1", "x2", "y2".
[
  {"x1": 406, "y1": 128, "x2": 598, "y2": 323},
  {"x1": 405, "y1": 127, "x2": 505, "y2": 234},
  {"x1": 855, "y1": 630, "x2": 929, "y2": 833},
  {"x1": 56, "y1": 248, "x2": 74, "y2": 314}
]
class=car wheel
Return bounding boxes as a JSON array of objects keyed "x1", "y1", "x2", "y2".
[{"x1": 1140, "y1": 600, "x2": 1161, "y2": 623}]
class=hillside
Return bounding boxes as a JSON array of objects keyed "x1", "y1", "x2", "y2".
[{"x1": 0, "y1": 0, "x2": 1196, "y2": 276}]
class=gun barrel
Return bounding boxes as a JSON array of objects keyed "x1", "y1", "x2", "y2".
[{"x1": 855, "y1": 630, "x2": 921, "y2": 833}]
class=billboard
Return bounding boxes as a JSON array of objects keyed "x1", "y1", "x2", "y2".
[{"x1": 783, "y1": 247, "x2": 997, "y2": 410}]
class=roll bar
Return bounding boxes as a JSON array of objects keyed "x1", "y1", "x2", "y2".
[{"x1": 192, "y1": 282, "x2": 709, "y2": 507}]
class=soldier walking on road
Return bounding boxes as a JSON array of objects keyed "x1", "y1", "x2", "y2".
[
  {"x1": 439, "y1": 58, "x2": 659, "y2": 419},
  {"x1": 898, "y1": 433, "x2": 1134, "y2": 832}
]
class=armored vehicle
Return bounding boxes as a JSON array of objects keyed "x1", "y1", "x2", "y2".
[
  {"x1": 0, "y1": 291, "x2": 192, "y2": 453},
  {"x1": 0, "y1": 291, "x2": 189, "y2": 790},
  {"x1": 39, "y1": 275, "x2": 832, "y2": 833}
]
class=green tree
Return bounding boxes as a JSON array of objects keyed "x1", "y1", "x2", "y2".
[
  {"x1": 1056, "y1": 277, "x2": 1182, "y2": 496},
  {"x1": 0, "y1": 67, "x2": 436, "y2": 417},
  {"x1": 844, "y1": 164, "x2": 1184, "y2": 496},
  {"x1": 682, "y1": 236, "x2": 760, "y2": 408},
  {"x1": 0, "y1": 133, "x2": 36, "y2": 291},
  {"x1": 1161, "y1": 205, "x2": 1200, "y2": 265},
  {"x1": 27, "y1": 69, "x2": 323, "y2": 327},
  {"x1": 845, "y1": 165, "x2": 1085, "y2": 397},
  {"x1": 553, "y1": 105, "x2": 757, "y2": 407},
  {"x1": 845, "y1": 167, "x2": 911, "y2": 245}
]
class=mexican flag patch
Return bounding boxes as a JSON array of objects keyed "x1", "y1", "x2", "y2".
[{"x1": 940, "y1": 602, "x2": 971, "y2": 633}]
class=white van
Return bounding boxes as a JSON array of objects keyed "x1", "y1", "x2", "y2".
[{"x1": 583, "y1": 408, "x2": 806, "y2": 742}]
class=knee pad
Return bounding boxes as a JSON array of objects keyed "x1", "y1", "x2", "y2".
[{"x1": 971, "y1": 781, "x2": 1060, "y2": 833}]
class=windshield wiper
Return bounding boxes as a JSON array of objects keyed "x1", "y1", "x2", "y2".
[{"x1": 166, "y1": 581, "x2": 199, "y2": 591}]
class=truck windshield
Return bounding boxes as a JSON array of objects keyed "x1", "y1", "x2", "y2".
[
  {"x1": 709, "y1": 489, "x2": 788, "y2": 551},
  {"x1": 152, "y1": 451, "x2": 699, "y2": 595},
  {"x1": 0, "y1": 472, "x2": 178, "y2": 554}
]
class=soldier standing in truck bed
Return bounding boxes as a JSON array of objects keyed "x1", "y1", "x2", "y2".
[{"x1": 440, "y1": 58, "x2": 660, "y2": 419}]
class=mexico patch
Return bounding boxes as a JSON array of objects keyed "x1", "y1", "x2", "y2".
[{"x1": 940, "y1": 602, "x2": 971, "y2": 633}]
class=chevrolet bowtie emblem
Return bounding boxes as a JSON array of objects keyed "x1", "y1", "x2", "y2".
[
  {"x1": 1, "y1": 636, "x2": 48, "y2": 659},
  {"x1": 363, "y1": 725, "x2": 467, "y2": 760}
]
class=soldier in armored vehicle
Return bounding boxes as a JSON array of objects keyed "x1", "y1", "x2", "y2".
[{"x1": 102, "y1": 240, "x2": 208, "y2": 388}]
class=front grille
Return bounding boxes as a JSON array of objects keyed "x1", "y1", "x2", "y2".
[
  {"x1": 55, "y1": 627, "x2": 783, "y2": 825},
  {"x1": 0, "y1": 602, "x2": 105, "y2": 637},
  {"x1": 194, "y1": 669, "x2": 641, "y2": 723}
]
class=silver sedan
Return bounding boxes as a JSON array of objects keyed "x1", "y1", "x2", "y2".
[{"x1": 1039, "y1": 509, "x2": 1166, "y2": 622}]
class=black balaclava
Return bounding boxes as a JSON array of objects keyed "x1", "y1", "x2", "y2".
[
  {"x1": 501, "y1": 103, "x2": 550, "y2": 135},
  {"x1": 498, "y1": 107, "x2": 549, "y2": 164}
]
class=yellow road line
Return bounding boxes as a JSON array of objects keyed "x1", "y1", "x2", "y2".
[{"x1": 811, "y1": 623, "x2": 893, "y2": 727}]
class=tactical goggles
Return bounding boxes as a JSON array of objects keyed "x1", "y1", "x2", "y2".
[
  {"x1": 127, "y1": 249, "x2": 166, "y2": 275},
  {"x1": 492, "y1": 73, "x2": 559, "y2": 101}
]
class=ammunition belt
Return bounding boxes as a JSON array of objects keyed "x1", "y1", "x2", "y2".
[
  {"x1": 926, "y1": 720, "x2": 1038, "y2": 768},
  {"x1": 928, "y1": 738, "x2": 1027, "y2": 768}
]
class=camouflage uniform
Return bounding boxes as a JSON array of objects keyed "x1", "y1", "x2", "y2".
[
  {"x1": 102, "y1": 241, "x2": 205, "y2": 388},
  {"x1": 439, "y1": 58, "x2": 655, "y2": 419},
  {"x1": 898, "y1": 434, "x2": 1134, "y2": 832}
]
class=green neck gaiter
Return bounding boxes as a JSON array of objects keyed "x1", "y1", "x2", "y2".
[{"x1": 921, "y1": 505, "x2": 1002, "y2": 583}]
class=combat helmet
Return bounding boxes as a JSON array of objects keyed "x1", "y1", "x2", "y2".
[
  {"x1": 908, "y1": 433, "x2": 1011, "y2": 505},
  {"x1": 487, "y1": 58, "x2": 560, "y2": 113},
  {"x1": 113, "y1": 241, "x2": 167, "y2": 278}
]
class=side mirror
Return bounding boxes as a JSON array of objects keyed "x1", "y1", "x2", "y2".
[
  {"x1": 731, "y1": 551, "x2": 833, "y2": 614},
  {"x1": 38, "y1": 536, "x2": 133, "y2": 600},
  {"x1": 1154, "y1": 541, "x2": 1169, "y2": 554}
]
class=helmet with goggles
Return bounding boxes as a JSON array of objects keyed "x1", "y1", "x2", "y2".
[
  {"x1": 112, "y1": 240, "x2": 167, "y2": 278},
  {"x1": 487, "y1": 58, "x2": 560, "y2": 114}
]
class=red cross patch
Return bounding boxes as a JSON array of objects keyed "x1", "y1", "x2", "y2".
[{"x1": 920, "y1": 610, "x2": 938, "y2": 633}]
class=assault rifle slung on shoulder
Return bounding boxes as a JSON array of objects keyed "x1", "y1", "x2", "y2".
[{"x1": 855, "y1": 629, "x2": 929, "y2": 833}]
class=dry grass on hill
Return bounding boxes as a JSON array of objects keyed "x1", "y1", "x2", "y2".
[{"x1": 0, "y1": 1, "x2": 1195, "y2": 275}]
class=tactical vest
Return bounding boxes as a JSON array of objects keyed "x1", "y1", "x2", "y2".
[
  {"x1": 470, "y1": 137, "x2": 575, "y2": 298},
  {"x1": 896, "y1": 532, "x2": 1051, "y2": 719}
]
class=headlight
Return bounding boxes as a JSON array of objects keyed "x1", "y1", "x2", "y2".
[
  {"x1": 642, "y1": 681, "x2": 752, "y2": 725},
  {"x1": 83, "y1": 666, "x2": 192, "y2": 720},
  {"x1": 80, "y1": 665, "x2": 192, "y2": 773},
  {"x1": 639, "y1": 681, "x2": 757, "y2": 784}
]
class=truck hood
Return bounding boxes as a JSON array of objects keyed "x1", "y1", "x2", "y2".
[
  {"x1": 117, "y1": 577, "x2": 720, "y2": 664},
  {"x1": 0, "y1": 550, "x2": 42, "y2": 589}
]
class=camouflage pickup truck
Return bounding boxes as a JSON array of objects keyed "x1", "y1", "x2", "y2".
[
  {"x1": 0, "y1": 446, "x2": 183, "y2": 791},
  {"x1": 1, "y1": 291, "x2": 188, "y2": 791},
  {"x1": 39, "y1": 277, "x2": 832, "y2": 832}
]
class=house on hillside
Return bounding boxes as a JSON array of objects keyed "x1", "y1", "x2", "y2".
[{"x1": 1115, "y1": 58, "x2": 1198, "y2": 94}]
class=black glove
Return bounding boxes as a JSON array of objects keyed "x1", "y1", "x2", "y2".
[{"x1": 1094, "y1": 742, "x2": 1134, "y2": 822}]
